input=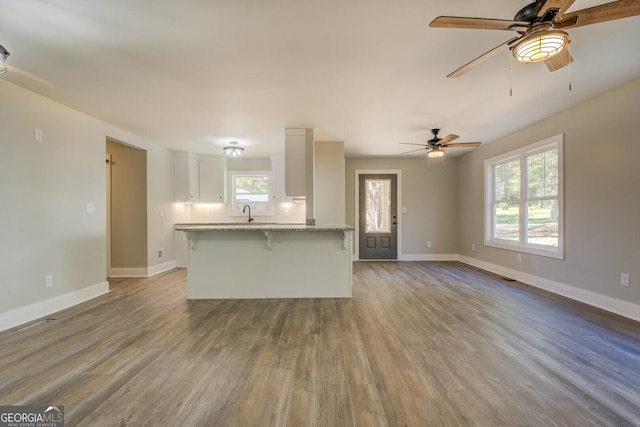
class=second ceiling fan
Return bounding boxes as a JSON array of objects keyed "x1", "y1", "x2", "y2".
[
  {"x1": 401, "y1": 129, "x2": 481, "y2": 158},
  {"x1": 430, "y1": 0, "x2": 640, "y2": 78}
]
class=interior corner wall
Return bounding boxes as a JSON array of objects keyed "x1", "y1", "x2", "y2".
[
  {"x1": 315, "y1": 141, "x2": 345, "y2": 225},
  {"x1": 0, "y1": 79, "x2": 175, "y2": 330},
  {"x1": 345, "y1": 157, "x2": 459, "y2": 258},
  {"x1": 457, "y1": 77, "x2": 640, "y2": 309}
]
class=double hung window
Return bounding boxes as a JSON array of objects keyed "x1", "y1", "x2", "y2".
[{"x1": 484, "y1": 134, "x2": 563, "y2": 259}]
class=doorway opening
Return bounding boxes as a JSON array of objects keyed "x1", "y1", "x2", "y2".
[{"x1": 106, "y1": 138, "x2": 148, "y2": 277}]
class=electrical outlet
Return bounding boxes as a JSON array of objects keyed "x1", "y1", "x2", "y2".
[
  {"x1": 35, "y1": 128, "x2": 43, "y2": 142},
  {"x1": 517, "y1": 253, "x2": 522, "y2": 262},
  {"x1": 45, "y1": 274, "x2": 53, "y2": 287},
  {"x1": 157, "y1": 249, "x2": 164, "y2": 260},
  {"x1": 427, "y1": 241, "x2": 432, "y2": 248},
  {"x1": 86, "y1": 202, "x2": 95, "y2": 213},
  {"x1": 621, "y1": 273, "x2": 630, "y2": 287},
  {"x1": 471, "y1": 243, "x2": 476, "y2": 252}
]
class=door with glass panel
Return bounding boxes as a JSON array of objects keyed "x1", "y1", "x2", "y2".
[{"x1": 359, "y1": 174, "x2": 397, "y2": 259}]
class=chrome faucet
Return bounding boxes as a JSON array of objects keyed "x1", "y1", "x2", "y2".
[{"x1": 242, "y1": 204, "x2": 253, "y2": 223}]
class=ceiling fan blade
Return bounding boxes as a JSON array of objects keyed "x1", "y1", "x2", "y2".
[
  {"x1": 537, "y1": 0, "x2": 577, "y2": 19},
  {"x1": 430, "y1": 16, "x2": 530, "y2": 31},
  {"x1": 438, "y1": 134, "x2": 459, "y2": 145},
  {"x1": 399, "y1": 147, "x2": 428, "y2": 155},
  {"x1": 443, "y1": 142, "x2": 482, "y2": 148},
  {"x1": 561, "y1": 0, "x2": 640, "y2": 29},
  {"x1": 447, "y1": 36, "x2": 521, "y2": 78},
  {"x1": 545, "y1": 47, "x2": 573, "y2": 72},
  {"x1": 400, "y1": 143, "x2": 428, "y2": 146}
]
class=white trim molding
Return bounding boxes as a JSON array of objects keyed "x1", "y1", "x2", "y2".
[
  {"x1": 148, "y1": 261, "x2": 177, "y2": 277},
  {"x1": 459, "y1": 255, "x2": 640, "y2": 322},
  {"x1": 108, "y1": 261, "x2": 176, "y2": 278},
  {"x1": 0, "y1": 281, "x2": 110, "y2": 333}
]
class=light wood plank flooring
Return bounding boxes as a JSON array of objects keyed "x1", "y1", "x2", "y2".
[{"x1": 0, "y1": 262, "x2": 638, "y2": 426}]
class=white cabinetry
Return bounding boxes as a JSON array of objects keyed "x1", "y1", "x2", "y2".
[
  {"x1": 270, "y1": 155, "x2": 289, "y2": 202},
  {"x1": 175, "y1": 152, "x2": 199, "y2": 202},
  {"x1": 199, "y1": 156, "x2": 228, "y2": 203}
]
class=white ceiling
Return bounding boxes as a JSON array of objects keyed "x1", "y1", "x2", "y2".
[{"x1": 1, "y1": 0, "x2": 639, "y2": 158}]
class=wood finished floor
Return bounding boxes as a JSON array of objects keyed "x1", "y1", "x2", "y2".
[{"x1": 0, "y1": 262, "x2": 638, "y2": 426}]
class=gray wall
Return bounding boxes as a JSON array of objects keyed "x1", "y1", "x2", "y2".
[
  {"x1": 457, "y1": 77, "x2": 640, "y2": 306},
  {"x1": 315, "y1": 141, "x2": 345, "y2": 225},
  {"x1": 0, "y1": 78, "x2": 175, "y2": 321},
  {"x1": 345, "y1": 156, "x2": 459, "y2": 257}
]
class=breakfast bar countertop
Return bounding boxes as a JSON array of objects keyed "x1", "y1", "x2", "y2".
[{"x1": 174, "y1": 223, "x2": 354, "y2": 232}]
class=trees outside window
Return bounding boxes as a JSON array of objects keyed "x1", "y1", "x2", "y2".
[
  {"x1": 230, "y1": 172, "x2": 273, "y2": 216},
  {"x1": 484, "y1": 135, "x2": 564, "y2": 259}
]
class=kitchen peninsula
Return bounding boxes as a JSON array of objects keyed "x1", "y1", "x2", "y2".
[{"x1": 174, "y1": 223, "x2": 353, "y2": 299}]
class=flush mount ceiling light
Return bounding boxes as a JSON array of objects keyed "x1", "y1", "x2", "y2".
[
  {"x1": 0, "y1": 44, "x2": 10, "y2": 75},
  {"x1": 513, "y1": 26, "x2": 569, "y2": 64},
  {"x1": 223, "y1": 141, "x2": 244, "y2": 157}
]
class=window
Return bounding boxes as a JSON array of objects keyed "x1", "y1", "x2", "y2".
[
  {"x1": 485, "y1": 134, "x2": 563, "y2": 259},
  {"x1": 365, "y1": 178, "x2": 392, "y2": 233},
  {"x1": 229, "y1": 172, "x2": 273, "y2": 216}
]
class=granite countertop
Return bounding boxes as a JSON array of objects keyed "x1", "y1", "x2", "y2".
[{"x1": 174, "y1": 223, "x2": 354, "y2": 232}]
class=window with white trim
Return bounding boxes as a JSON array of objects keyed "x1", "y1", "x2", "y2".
[
  {"x1": 484, "y1": 134, "x2": 563, "y2": 259},
  {"x1": 229, "y1": 172, "x2": 273, "y2": 216}
]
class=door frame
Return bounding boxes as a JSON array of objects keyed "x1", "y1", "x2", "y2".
[{"x1": 354, "y1": 169, "x2": 402, "y2": 261}]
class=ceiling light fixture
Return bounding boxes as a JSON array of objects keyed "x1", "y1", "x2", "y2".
[
  {"x1": 0, "y1": 44, "x2": 10, "y2": 75},
  {"x1": 513, "y1": 26, "x2": 569, "y2": 64},
  {"x1": 427, "y1": 147, "x2": 445, "y2": 158},
  {"x1": 223, "y1": 141, "x2": 244, "y2": 157}
]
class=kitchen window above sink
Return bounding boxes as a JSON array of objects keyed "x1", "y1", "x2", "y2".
[{"x1": 229, "y1": 171, "x2": 274, "y2": 216}]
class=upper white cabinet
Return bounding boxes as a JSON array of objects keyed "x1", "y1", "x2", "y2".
[
  {"x1": 175, "y1": 152, "x2": 200, "y2": 202},
  {"x1": 285, "y1": 128, "x2": 313, "y2": 198},
  {"x1": 270, "y1": 155, "x2": 288, "y2": 202},
  {"x1": 199, "y1": 156, "x2": 228, "y2": 203}
]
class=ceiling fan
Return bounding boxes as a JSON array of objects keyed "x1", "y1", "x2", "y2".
[
  {"x1": 401, "y1": 129, "x2": 481, "y2": 158},
  {"x1": 430, "y1": 0, "x2": 640, "y2": 78}
]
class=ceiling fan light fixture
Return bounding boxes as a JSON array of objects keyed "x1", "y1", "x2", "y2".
[
  {"x1": 0, "y1": 44, "x2": 10, "y2": 75},
  {"x1": 513, "y1": 28, "x2": 569, "y2": 64},
  {"x1": 223, "y1": 141, "x2": 244, "y2": 157},
  {"x1": 427, "y1": 147, "x2": 445, "y2": 158}
]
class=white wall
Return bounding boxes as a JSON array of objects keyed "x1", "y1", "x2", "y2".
[
  {"x1": 457, "y1": 77, "x2": 640, "y2": 316},
  {"x1": 0, "y1": 79, "x2": 175, "y2": 330}
]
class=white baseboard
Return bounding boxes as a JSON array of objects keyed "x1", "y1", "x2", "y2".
[
  {"x1": 399, "y1": 253, "x2": 459, "y2": 261},
  {"x1": 148, "y1": 260, "x2": 177, "y2": 277},
  {"x1": 459, "y1": 255, "x2": 640, "y2": 322},
  {"x1": 0, "y1": 281, "x2": 110, "y2": 333},
  {"x1": 108, "y1": 260, "x2": 177, "y2": 278}
]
